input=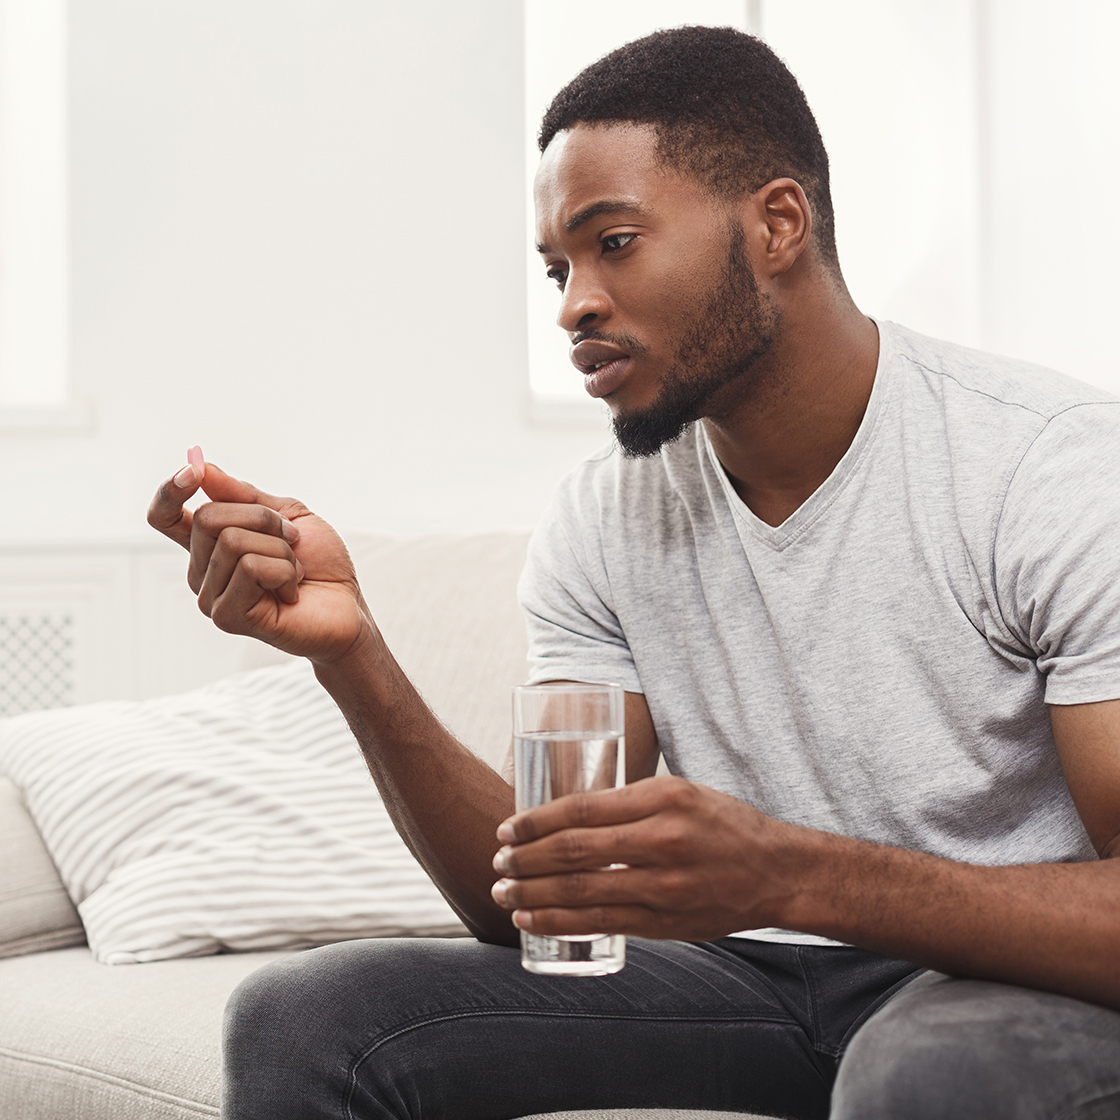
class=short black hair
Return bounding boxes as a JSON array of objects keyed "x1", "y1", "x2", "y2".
[{"x1": 539, "y1": 26, "x2": 838, "y2": 267}]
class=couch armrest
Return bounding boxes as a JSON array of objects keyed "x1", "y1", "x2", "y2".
[{"x1": 0, "y1": 775, "x2": 85, "y2": 957}]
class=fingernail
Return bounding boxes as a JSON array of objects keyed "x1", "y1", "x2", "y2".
[
  {"x1": 491, "y1": 879, "x2": 510, "y2": 905},
  {"x1": 295, "y1": 558, "x2": 305, "y2": 581},
  {"x1": 187, "y1": 445, "x2": 205, "y2": 480},
  {"x1": 497, "y1": 821, "x2": 515, "y2": 844},
  {"x1": 280, "y1": 518, "x2": 300, "y2": 543},
  {"x1": 492, "y1": 847, "x2": 510, "y2": 873},
  {"x1": 512, "y1": 909, "x2": 533, "y2": 931},
  {"x1": 174, "y1": 465, "x2": 199, "y2": 489}
]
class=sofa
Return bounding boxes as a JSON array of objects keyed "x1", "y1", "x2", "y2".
[{"x1": 0, "y1": 528, "x2": 768, "y2": 1120}]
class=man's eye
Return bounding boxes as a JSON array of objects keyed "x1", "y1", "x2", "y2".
[
  {"x1": 602, "y1": 233, "x2": 636, "y2": 253},
  {"x1": 546, "y1": 267, "x2": 567, "y2": 290}
]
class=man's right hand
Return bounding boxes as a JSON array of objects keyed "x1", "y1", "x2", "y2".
[{"x1": 147, "y1": 454, "x2": 370, "y2": 665}]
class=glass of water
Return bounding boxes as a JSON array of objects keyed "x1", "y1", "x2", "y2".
[{"x1": 511, "y1": 682, "x2": 626, "y2": 976}]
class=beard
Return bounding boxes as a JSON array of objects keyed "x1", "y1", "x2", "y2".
[{"x1": 611, "y1": 224, "x2": 776, "y2": 459}]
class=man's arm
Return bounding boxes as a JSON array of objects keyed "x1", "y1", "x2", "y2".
[
  {"x1": 315, "y1": 661, "x2": 658, "y2": 944},
  {"x1": 146, "y1": 458, "x2": 517, "y2": 943},
  {"x1": 492, "y1": 694, "x2": 1120, "y2": 1009}
]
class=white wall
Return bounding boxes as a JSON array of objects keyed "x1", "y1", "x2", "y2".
[
  {"x1": 1, "y1": 0, "x2": 611, "y2": 546},
  {"x1": 764, "y1": 0, "x2": 983, "y2": 349},
  {"x1": 763, "y1": 0, "x2": 1120, "y2": 391},
  {"x1": 0, "y1": 0, "x2": 69, "y2": 407},
  {"x1": 2, "y1": 0, "x2": 1117, "y2": 546},
  {"x1": 982, "y1": 0, "x2": 1120, "y2": 384}
]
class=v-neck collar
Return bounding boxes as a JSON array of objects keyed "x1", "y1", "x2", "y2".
[{"x1": 701, "y1": 320, "x2": 895, "y2": 552}]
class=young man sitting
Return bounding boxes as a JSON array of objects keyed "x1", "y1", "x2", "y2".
[{"x1": 149, "y1": 26, "x2": 1120, "y2": 1120}]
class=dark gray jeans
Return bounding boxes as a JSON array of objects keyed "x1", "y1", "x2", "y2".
[{"x1": 221, "y1": 936, "x2": 1120, "y2": 1120}]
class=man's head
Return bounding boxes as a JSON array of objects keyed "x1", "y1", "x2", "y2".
[
  {"x1": 539, "y1": 25, "x2": 837, "y2": 269},
  {"x1": 534, "y1": 27, "x2": 838, "y2": 458}
]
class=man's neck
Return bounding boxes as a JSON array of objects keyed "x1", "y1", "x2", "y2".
[{"x1": 702, "y1": 303, "x2": 880, "y2": 528}]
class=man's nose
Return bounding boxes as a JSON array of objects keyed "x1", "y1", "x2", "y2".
[{"x1": 557, "y1": 270, "x2": 612, "y2": 334}]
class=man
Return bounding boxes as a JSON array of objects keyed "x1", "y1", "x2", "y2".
[{"x1": 149, "y1": 26, "x2": 1120, "y2": 1120}]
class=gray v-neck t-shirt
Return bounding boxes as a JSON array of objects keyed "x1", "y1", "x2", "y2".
[{"x1": 520, "y1": 321, "x2": 1120, "y2": 879}]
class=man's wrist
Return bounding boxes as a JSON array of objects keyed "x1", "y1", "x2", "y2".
[
  {"x1": 309, "y1": 607, "x2": 392, "y2": 693},
  {"x1": 756, "y1": 821, "x2": 907, "y2": 942}
]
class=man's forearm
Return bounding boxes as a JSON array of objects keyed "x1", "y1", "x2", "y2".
[
  {"x1": 777, "y1": 700, "x2": 1120, "y2": 1008},
  {"x1": 314, "y1": 627, "x2": 519, "y2": 946},
  {"x1": 777, "y1": 824, "x2": 1120, "y2": 1009},
  {"x1": 494, "y1": 776, "x2": 1120, "y2": 1007}
]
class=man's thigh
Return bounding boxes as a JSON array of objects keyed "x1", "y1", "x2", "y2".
[
  {"x1": 832, "y1": 972, "x2": 1120, "y2": 1120},
  {"x1": 222, "y1": 937, "x2": 887, "y2": 1120}
]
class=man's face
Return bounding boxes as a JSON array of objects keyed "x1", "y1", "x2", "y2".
[{"x1": 534, "y1": 123, "x2": 776, "y2": 457}]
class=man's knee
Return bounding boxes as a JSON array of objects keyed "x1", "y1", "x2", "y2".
[
  {"x1": 221, "y1": 938, "x2": 527, "y2": 1120},
  {"x1": 222, "y1": 941, "x2": 422, "y2": 1119},
  {"x1": 831, "y1": 974, "x2": 1120, "y2": 1120},
  {"x1": 222, "y1": 951, "x2": 346, "y2": 1118},
  {"x1": 224, "y1": 954, "x2": 313, "y2": 1066}
]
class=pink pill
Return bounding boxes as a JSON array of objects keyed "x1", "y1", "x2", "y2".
[{"x1": 187, "y1": 445, "x2": 205, "y2": 479}]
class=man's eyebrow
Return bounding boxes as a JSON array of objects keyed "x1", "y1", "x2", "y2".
[
  {"x1": 566, "y1": 200, "x2": 645, "y2": 232},
  {"x1": 536, "y1": 200, "x2": 647, "y2": 254}
]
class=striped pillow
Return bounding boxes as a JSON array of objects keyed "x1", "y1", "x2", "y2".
[{"x1": 0, "y1": 662, "x2": 467, "y2": 963}]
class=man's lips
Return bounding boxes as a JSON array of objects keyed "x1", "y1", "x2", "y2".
[
  {"x1": 570, "y1": 339, "x2": 629, "y2": 374},
  {"x1": 570, "y1": 340, "x2": 632, "y2": 400}
]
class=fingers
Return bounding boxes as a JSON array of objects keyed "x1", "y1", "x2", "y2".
[
  {"x1": 490, "y1": 777, "x2": 761, "y2": 941},
  {"x1": 186, "y1": 464, "x2": 307, "y2": 594},
  {"x1": 188, "y1": 504, "x2": 301, "y2": 596},
  {"x1": 147, "y1": 446, "x2": 206, "y2": 549},
  {"x1": 149, "y1": 450, "x2": 313, "y2": 638},
  {"x1": 492, "y1": 866, "x2": 627, "y2": 931},
  {"x1": 196, "y1": 526, "x2": 304, "y2": 617},
  {"x1": 498, "y1": 775, "x2": 694, "y2": 846},
  {"x1": 492, "y1": 778, "x2": 704, "y2": 884},
  {"x1": 507, "y1": 900, "x2": 703, "y2": 940},
  {"x1": 207, "y1": 552, "x2": 303, "y2": 635},
  {"x1": 493, "y1": 810, "x2": 684, "y2": 883},
  {"x1": 148, "y1": 448, "x2": 310, "y2": 555},
  {"x1": 491, "y1": 868, "x2": 719, "y2": 940},
  {"x1": 493, "y1": 864, "x2": 672, "y2": 912},
  {"x1": 512, "y1": 901, "x2": 657, "y2": 938}
]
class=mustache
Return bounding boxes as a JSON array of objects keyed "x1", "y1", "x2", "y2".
[{"x1": 571, "y1": 328, "x2": 647, "y2": 355}]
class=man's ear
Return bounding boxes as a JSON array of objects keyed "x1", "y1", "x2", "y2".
[{"x1": 744, "y1": 178, "x2": 812, "y2": 277}]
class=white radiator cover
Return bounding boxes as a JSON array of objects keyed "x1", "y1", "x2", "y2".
[
  {"x1": 0, "y1": 541, "x2": 268, "y2": 713},
  {"x1": 0, "y1": 612, "x2": 75, "y2": 716}
]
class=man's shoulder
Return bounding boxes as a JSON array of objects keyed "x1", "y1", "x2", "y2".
[{"x1": 887, "y1": 322, "x2": 1118, "y2": 420}]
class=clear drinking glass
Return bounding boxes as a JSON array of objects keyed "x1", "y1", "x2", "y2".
[{"x1": 511, "y1": 682, "x2": 626, "y2": 976}]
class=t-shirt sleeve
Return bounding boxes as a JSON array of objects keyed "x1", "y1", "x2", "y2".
[
  {"x1": 994, "y1": 401, "x2": 1120, "y2": 704},
  {"x1": 517, "y1": 479, "x2": 642, "y2": 694}
]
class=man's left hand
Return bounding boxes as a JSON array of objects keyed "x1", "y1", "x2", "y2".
[{"x1": 490, "y1": 775, "x2": 801, "y2": 941}]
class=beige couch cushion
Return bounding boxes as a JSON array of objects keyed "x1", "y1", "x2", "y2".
[
  {"x1": 0, "y1": 777, "x2": 84, "y2": 958},
  {"x1": 0, "y1": 945, "x2": 288, "y2": 1118}
]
